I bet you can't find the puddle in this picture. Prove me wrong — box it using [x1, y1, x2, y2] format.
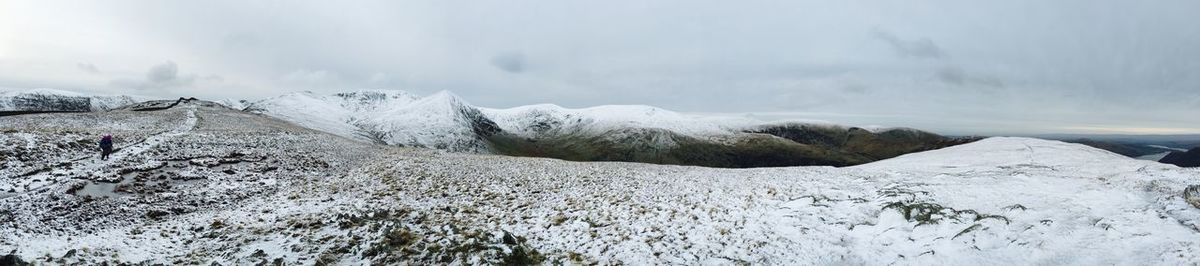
[75, 180, 126, 198]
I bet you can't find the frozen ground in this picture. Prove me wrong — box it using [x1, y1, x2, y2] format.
[1, 103, 1199, 265]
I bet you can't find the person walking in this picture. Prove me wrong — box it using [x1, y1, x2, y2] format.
[99, 134, 113, 160]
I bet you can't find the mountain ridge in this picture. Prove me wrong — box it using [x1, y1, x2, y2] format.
[0, 88, 979, 167]
[0, 88, 155, 114]
[243, 89, 977, 167]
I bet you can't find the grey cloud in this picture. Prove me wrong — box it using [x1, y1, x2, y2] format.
[147, 61, 180, 83]
[936, 67, 1004, 88]
[76, 63, 100, 74]
[110, 61, 196, 90]
[872, 29, 945, 59]
[490, 53, 526, 73]
[841, 83, 869, 94]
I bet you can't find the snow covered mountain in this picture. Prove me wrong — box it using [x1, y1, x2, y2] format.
[482, 104, 748, 137]
[0, 88, 971, 167]
[246, 90, 973, 167]
[245, 90, 499, 152]
[244, 91, 737, 152]
[0, 88, 152, 113]
[215, 99, 251, 110]
[2, 104, 1198, 264]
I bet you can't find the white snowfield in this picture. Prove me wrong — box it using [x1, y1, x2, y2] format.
[2, 103, 1197, 266]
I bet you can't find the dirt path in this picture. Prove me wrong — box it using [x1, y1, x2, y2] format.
[0, 108, 198, 199]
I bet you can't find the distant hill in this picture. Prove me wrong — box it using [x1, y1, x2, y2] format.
[1039, 136, 1199, 160]
[0, 88, 152, 114]
[1160, 147, 1200, 167]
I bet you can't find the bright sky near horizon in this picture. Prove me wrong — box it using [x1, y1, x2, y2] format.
[1, 0, 1198, 135]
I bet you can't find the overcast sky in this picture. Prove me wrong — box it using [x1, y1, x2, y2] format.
[1, 1, 1198, 135]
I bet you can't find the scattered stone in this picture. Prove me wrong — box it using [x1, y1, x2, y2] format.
[146, 210, 171, 220]
[1186, 185, 1200, 209]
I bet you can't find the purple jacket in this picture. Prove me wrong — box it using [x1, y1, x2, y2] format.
[100, 136, 113, 150]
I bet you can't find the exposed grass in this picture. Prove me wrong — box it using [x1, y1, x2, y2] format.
[879, 188, 1011, 228]
[953, 224, 984, 239]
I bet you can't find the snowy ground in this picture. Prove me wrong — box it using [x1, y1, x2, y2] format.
[2, 104, 1199, 265]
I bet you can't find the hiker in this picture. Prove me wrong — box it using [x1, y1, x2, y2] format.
[99, 134, 113, 160]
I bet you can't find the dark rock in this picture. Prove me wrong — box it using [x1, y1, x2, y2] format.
[0, 254, 30, 266]
[146, 210, 171, 220]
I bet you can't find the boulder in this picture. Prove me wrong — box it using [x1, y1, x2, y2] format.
[1186, 185, 1200, 209]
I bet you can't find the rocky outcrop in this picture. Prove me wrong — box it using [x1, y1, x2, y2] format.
[0, 254, 30, 266]
[128, 97, 199, 111]
[1186, 185, 1200, 209]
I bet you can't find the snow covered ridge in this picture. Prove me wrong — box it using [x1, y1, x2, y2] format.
[242, 89, 798, 148]
[0, 88, 154, 113]
[243, 90, 499, 153]
[2, 105, 1199, 264]
[0, 88, 972, 167]
[245, 89, 975, 167]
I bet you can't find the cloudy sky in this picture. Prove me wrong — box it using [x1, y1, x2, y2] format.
[1, 0, 1198, 135]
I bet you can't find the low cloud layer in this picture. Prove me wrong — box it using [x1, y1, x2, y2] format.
[490, 53, 526, 74]
[1, 0, 1198, 135]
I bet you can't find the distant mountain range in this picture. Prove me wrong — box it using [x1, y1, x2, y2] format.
[1038, 136, 1199, 167]
[238, 90, 976, 167]
[0, 88, 977, 167]
[14, 88, 1200, 168]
